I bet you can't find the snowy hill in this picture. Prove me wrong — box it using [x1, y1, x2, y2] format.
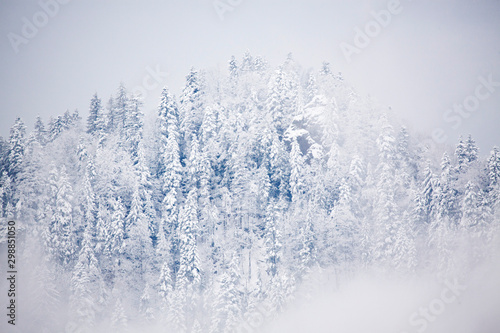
[0, 52, 499, 332]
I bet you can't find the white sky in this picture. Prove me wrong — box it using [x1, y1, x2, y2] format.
[1, 0, 499, 153]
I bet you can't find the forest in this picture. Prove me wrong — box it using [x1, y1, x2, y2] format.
[0, 52, 499, 332]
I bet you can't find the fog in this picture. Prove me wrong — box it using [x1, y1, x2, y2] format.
[1, 234, 499, 333]
[262, 261, 500, 333]
[1, 0, 500, 152]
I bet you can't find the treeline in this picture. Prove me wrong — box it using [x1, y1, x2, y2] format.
[0, 52, 499, 332]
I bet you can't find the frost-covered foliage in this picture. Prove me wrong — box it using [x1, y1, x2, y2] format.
[1, 53, 499, 332]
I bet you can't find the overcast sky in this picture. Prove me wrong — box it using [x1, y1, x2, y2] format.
[1, 0, 499, 153]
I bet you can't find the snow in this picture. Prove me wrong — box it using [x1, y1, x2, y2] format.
[0, 53, 499, 332]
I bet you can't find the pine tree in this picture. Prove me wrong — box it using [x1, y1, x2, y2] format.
[70, 222, 105, 330]
[158, 88, 182, 192]
[47, 164, 76, 266]
[111, 297, 128, 331]
[105, 96, 116, 134]
[434, 152, 457, 222]
[460, 181, 479, 230]
[228, 55, 238, 78]
[139, 283, 155, 323]
[241, 50, 254, 72]
[180, 68, 204, 147]
[177, 188, 201, 288]
[421, 162, 435, 223]
[320, 61, 331, 76]
[87, 93, 103, 135]
[136, 141, 157, 242]
[289, 139, 305, 203]
[157, 88, 183, 285]
[123, 183, 153, 292]
[465, 134, 479, 163]
[33, 115, 47, 145]
[95, 197, 110, 256]
[376, 115, 396, 164]
[455, 135, 478, 173]
[211, 254, 243, 333]
[47, 115, 65, 142]
[348, 154, 366, 193]
[298, 206, 317, 277]
[392, 211, 417, 272]
[158, 258, 173, 318]
[264, 200, 282, 277]
[488, 146, 500, 188]
[305, 72, 318, 104]
[113, 83, 129, 133]
[124, 96, 144, 164]
[108, 196, 126, 258]
[254, 55, 267, 72]
[82, 159, 97, 235]
[266, 67, 295, 137]
[7, 117, 26, 180]
[331, 180, 358, 264]
[200, 105, 218, 148]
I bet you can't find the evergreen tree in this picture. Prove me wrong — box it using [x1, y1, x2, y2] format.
[46, 164, 76, 266]
[180, 68, 204, 146]
[124, 96, 144, 164]
[113, 83, 129, 133]
[455, 135, 479, 173]
[289, 139, 305, 202]
[241, 50, 254, 72]
[460, 181, 479, 230]
[106, 196, 126, 285]
[123, 183, 153, 292]
[158, 258, 173, 319]
[177, 188, 201, 288]
[488, 146, 500, 188]
[87, 93, 103, 135]
[158, 88, 182, 191]
[82, 159, 97, 235]
[70, 222, 105, 330]
[211, 254, 243, 333]
[348, 154, 366, 193]
[298, 205, 317, 277]
[33, 115, 47, 145]
[421, 162, 435, 223]
[266, 67, 295, 137]
[47, 115, 65, 142]
[228, 55, 238, 78]
[7, 117, 26, 180]
[264, 199, 282, 277]
[111, 297, 128, 331]
[330, 180, 358, 264]
[305, 72, 318, 104]
[139, 283, 155, 323]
